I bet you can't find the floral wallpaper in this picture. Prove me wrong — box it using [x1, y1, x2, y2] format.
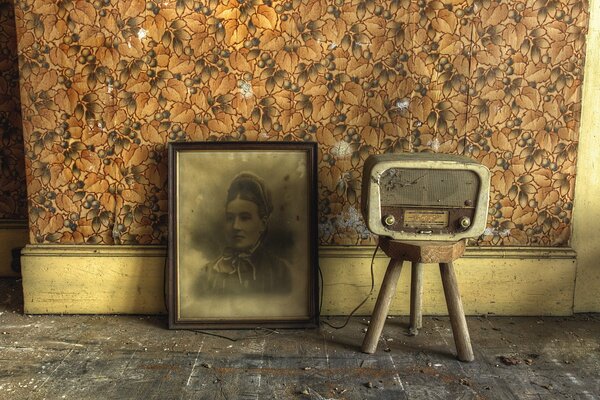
[12, 0, 588, 246]
[0, 0, 27, 219]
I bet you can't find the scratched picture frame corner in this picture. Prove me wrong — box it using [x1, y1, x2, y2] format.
[167, 141, 319, 330]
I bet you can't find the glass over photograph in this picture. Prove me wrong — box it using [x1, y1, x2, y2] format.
[169, 142, 318, 328]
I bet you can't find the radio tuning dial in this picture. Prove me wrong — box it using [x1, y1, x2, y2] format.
[383, 214, 396, 227]
[458, 216, 471, 229]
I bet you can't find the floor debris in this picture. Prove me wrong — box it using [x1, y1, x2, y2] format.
[498, 355, 521, 366]
[302, 386, 339, 400]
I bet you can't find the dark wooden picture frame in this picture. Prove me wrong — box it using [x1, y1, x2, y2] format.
[168, 141, 319, 329]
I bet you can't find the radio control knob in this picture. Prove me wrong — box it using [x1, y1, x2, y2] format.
[383, 214, 396, 227]
[458, 216, 471, 229]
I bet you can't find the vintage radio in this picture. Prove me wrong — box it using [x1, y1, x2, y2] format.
[361, 153, 491, 241]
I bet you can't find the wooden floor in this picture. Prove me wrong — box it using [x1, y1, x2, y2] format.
[1, 279, 599, 400]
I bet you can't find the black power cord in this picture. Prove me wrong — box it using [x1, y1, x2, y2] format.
[319, 243, 379, 330]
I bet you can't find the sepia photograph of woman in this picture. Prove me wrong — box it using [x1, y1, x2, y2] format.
[202, 172, 291, 294]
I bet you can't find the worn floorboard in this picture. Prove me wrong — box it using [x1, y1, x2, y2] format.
[1, 279, 599, 399]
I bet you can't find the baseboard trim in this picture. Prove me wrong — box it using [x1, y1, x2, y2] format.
[0, 220, 28, 277]
[21, 244, 167, 314]
[21, 244, 577, 316]
[320, 245, 577, 259]
[22, 245, 167, 257]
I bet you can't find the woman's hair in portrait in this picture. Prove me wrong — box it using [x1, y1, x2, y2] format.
[226, 172, 273, 219]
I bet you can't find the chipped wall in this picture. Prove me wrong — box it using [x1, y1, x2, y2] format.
[0, 0, 27, 219]
[12, 0, 589, 246]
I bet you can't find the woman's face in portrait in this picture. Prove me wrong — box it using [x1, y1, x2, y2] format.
[225, 196, 266, 251]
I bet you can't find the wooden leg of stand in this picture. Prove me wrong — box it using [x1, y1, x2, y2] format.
[439, 262, 474, 362]
[361, 258, 404, 354]
[409, 262, 424, 336]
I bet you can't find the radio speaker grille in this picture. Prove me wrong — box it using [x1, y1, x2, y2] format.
[379, 168, 480, 208]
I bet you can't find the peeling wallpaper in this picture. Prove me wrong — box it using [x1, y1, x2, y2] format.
[0, 0, 27, 219]
[12, 0, 588, 246]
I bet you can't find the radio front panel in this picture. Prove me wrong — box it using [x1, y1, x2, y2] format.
[361, 153, 491, 241]
[378, 168, 480, 235]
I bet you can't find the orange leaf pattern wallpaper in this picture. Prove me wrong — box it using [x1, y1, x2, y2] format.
[0, 0, 27, 219]
[9, 0, 588, 246]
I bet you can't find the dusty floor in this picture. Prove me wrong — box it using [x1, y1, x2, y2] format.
[0, 279, 599, 400]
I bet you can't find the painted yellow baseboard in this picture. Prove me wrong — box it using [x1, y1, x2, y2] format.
[320, 246, 576, 316]
[0, 220, 28, 277]
[21, 245, 167, 314]
[21, 244, 577, 316]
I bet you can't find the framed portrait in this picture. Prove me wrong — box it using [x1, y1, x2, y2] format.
[168, 141, 319, 329]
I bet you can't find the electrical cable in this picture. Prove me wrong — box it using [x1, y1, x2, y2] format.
[191, 327, 280, 342]
[319, 243, 379, 330]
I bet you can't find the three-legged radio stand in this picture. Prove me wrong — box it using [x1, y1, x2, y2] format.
[361, 237, 474, 362]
